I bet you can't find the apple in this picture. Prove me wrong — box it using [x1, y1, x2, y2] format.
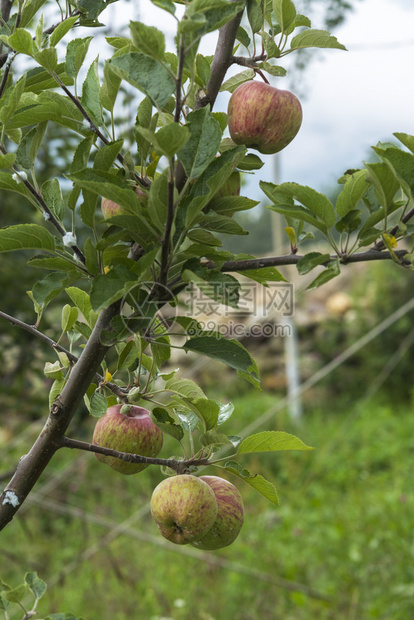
[151, 475, 218, 545]
[101, 186, 148, 220]
[190, 476, 244, 550]
[228, 80, 303, 155]
[92, 404, 163, 475]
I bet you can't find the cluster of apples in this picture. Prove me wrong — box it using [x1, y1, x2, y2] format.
[92, 405, 244, 550]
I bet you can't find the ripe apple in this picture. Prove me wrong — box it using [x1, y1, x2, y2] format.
[92, 404, 163, 475]
[228, 80, 303, 155]
[101, 186, 147, 220]
[151, 475, 218, 545]
[190, 476, 244, 550]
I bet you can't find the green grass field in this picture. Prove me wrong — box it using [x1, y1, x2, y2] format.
[1, 391, 414, 620]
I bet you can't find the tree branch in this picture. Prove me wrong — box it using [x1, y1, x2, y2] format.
[0, 302, 121, 531]
[198, 3, 245, 110]
[61, 437, 209, 474]
[211, 248, 411, 273]
[53, 75, 149, 189]
[0, 310, 128, 400]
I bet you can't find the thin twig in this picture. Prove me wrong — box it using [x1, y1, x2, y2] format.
[0, 310, 128, 400]
[61, 436, 209, 474]
[374, 204, 414, 250]
[212, 248, 410, 273]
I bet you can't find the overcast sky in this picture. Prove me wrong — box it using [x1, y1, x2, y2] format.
[103, 0, 414, 195]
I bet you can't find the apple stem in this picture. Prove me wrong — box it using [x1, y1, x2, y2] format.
[254, 69, 270, 85]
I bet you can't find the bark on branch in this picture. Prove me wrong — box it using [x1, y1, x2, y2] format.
[0, 303, 120, 531]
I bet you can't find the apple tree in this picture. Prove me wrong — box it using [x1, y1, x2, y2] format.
[0, 0, 413, 560]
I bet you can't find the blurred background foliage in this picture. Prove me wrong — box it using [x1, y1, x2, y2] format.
[2, 0, 414, 618]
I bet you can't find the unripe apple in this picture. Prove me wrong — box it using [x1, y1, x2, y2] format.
[101, 186, 148, 220]
[92, 404, 163, 475]
[190, 476, 244, 550]
[228, 81, 303, 155]
[151, 475, 218, 545]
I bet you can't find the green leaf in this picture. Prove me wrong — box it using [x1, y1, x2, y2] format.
[372, 146, 414, 200]
[365, 161, 401, 212]
[136, 123, 190, 159]
[0, 75, 27, 125]
[247, 0, 264, 34]
[272, 0, 297, 33]
[336, 169, 369, 217]
[33, 272, 72, 306]
[335, 209, 362, 234]
[3, 584, 27, 603]
[90, 265, 138, 311]
[28, 255, 79, 273]
[177, 107, 222, 182]
[236, 25, 251, 50]
[15, 121, 48, 169]
[130, 21, 165, 61]
[65, 37, 94, 79]
[189, 398, 220, 430]
[290, 29, 347, 51]
[108, 52, 175, 108]
[238, 430, 314, 454]
[99, 62, 122, 112]
[224, 460, 279, 505]
[147, 169, 168, 231]
[257, 62, 286, 77]
[261, 31, 280, 58]
[182, 145, 246, 226]
[264, 182, 336, 228]
[68, 169, 143, 215]
[150, 0, 176, 14]
[151, 408, 184, 441]
[61, 304, 79, 332]
[94, 139, 123, 172]
[207, 195, 259, 215]
[45, 360, 65, 380]
[183, 335, 257, 377]
[200, 430, 233, 447]
[307, 259, 340, 290]
[50, 15, 79, 46]
[81, 57, 103, 126]
[196, 212, 248, 235]
[45, 613, 85, 620]
[65, 286, 92, 324]
[237, 153, 264, 171]
[220, 69, 255, 93]
[8, 28, 34, 55]
[150, 331, 171, 369]
[196, 54, 211, 87]
[89, 392, 108, 418]
[394, 132, 414, 154]
[20, 0, 47, 27]
[0, 152, 16, 168]
[165, 377, 206, 400]
[0, 224, 55, 253]
[296, 252, 330, 275]
[187, 0, 245, 35]
[217, 402, 234, 426]
[42, 178, 65, 221]
[34, 47, 58, 72]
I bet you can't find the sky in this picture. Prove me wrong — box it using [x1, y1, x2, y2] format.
[102, 0, 414, 195]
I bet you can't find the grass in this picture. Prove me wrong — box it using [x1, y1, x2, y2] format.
[1, 391, 414, 620]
